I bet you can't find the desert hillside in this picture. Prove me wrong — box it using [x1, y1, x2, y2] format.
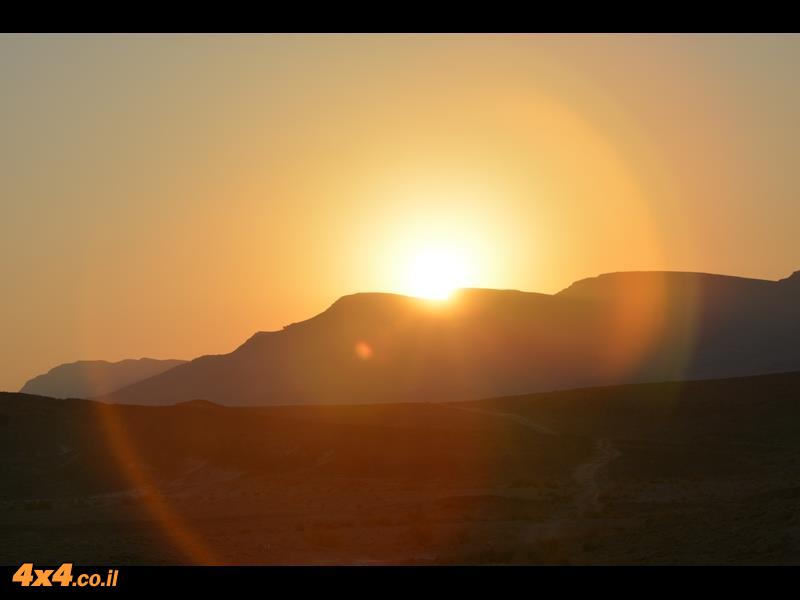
[2, 370, 799, 564]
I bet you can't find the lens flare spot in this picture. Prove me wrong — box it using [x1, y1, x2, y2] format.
[354, 340, 373, 360]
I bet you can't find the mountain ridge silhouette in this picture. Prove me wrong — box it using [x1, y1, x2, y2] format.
[20, 358, 187, 399]
[95, 268, 800, 406]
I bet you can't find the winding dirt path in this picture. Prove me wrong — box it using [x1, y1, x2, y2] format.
[572, 438, 620, 515]
[450, 404, 620, 515]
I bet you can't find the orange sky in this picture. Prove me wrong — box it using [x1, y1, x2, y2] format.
[2, 34, 799, 391]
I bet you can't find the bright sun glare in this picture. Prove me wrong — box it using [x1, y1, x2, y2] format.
[404, 246, 471, 300]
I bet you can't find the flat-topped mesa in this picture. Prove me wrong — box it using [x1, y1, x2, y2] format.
[322, 291, 426, 319]
[557, 270, 777, 299]
[235, 288, 552, 357]
[778, 270, 800, 288]
[328, 288, 551, 313]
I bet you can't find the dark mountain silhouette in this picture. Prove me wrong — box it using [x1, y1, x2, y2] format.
[20, 358, 187, 399]
[100, 269, 800, 406]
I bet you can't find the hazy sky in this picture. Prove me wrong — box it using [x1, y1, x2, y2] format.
[2, 33, 799, 391]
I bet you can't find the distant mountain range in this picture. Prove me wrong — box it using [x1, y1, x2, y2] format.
[87, 269, 800, 406]
[20, 358, 187, 399]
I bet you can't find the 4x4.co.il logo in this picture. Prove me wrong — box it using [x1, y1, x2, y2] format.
[12, 563, 119, 588]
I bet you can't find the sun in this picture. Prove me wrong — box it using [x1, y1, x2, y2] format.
[404, 245, 471, 300]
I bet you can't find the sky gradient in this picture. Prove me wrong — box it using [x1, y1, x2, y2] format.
[2, 33, 799, 391]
